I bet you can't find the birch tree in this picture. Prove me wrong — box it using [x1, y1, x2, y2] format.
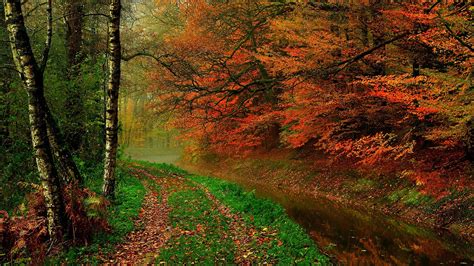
[103, 0, 122, 198]
[3, 0, 66, 241]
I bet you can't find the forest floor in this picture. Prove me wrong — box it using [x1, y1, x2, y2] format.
[96, 161, 329, 264]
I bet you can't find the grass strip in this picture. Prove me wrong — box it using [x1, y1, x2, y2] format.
[157, 187, 235, 264]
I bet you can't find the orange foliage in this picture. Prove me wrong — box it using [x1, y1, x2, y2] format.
[146, 1, 473, 195]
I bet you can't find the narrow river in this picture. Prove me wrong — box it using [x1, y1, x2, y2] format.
[128, 150, 473, 265]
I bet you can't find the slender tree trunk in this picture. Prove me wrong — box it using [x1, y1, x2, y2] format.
[3, 0, 66, 242]
[412, 59, 420, 77]
[103, 0, 122, 198]
[45, 106, 83, 184]
[38, 0, 84, 185]
[0, 4, 11, 146]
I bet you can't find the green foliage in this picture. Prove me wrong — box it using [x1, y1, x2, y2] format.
[132, 160, 189, 177]
[0, 140, 36, 213]
[44, 50, 106, 162]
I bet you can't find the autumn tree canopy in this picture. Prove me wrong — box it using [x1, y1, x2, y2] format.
[141, 0, 473, 196]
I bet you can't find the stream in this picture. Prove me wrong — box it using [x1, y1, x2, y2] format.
[127, 149, 474, 265]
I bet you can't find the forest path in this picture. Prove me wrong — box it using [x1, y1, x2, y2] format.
[107, 162, 276, 264]
[109, 166, 174, 264]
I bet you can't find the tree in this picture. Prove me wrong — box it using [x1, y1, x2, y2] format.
[62, 0, 87, 153]
[3, 0, 66, 241]
[103, 0, 122, 198]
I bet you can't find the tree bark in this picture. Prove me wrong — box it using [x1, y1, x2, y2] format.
[0, 4, 11, 146]
[37, 0, 84, 184]
[103, 0, 122, 198]
[412, 59, 420, 77]
[3, 0, 66, 242]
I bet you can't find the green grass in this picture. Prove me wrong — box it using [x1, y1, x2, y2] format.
[189, 175, 329, 265]
[51, 160, 329, 264]
[350, 178, 377, 193]
[157, 188, 235, 264]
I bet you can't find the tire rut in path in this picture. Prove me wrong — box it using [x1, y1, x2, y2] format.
[109, 168, 172, 264]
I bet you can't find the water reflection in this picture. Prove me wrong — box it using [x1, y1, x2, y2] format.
[238, 181, 473, 265]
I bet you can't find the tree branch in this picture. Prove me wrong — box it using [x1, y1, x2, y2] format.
[424, 0, 442, 14]
[330, 31, 411, 74]
[437, 12, 474, 52]
[24, 2, 47, 18]
[122, 51, 178, 77]
[0, 66, 22, 74]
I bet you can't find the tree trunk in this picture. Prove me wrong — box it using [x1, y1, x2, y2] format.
[63, 0, 86, 152]
[103, 0, 122, 198]
[40, 0, 84, 185]
[3, 0, 66, 242]
[413, 59, 420, 77]
[45, 106, 83, 184]
[0, 4, 11, 147]
[467, 117, 474, 162]
[65, 0, 84, 75]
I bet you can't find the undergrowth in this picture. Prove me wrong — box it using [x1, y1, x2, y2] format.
[53, 165, 146, 264]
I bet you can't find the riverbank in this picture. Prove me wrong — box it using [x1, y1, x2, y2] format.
[178, 152, 474, 244]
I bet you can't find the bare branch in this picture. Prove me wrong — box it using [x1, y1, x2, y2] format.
[330, 31, 411, 74]
[424, 0, 442, 14]
[24, 2, 47, 18]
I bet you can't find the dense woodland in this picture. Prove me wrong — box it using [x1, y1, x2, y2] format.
[0, 0, 472, 264]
